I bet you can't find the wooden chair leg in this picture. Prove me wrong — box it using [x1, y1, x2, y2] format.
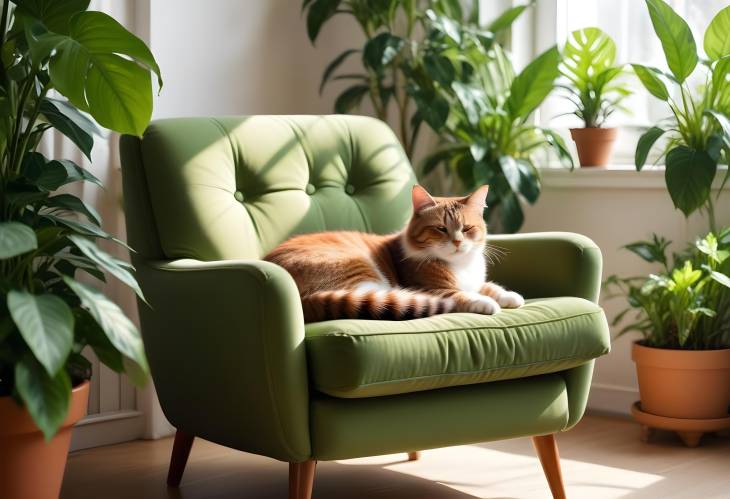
[407, 451, 421, 461]
[289, 460, 317, 499]
[532, 434, 566, 499]
[167, 430, 195, 487]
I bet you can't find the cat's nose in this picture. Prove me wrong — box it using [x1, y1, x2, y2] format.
[452, 240, 461, 247]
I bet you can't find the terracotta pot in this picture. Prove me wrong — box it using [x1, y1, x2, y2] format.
[569, 127, 618, 167]
[632, 342, 730, 419]
[0, 381, 89, 499]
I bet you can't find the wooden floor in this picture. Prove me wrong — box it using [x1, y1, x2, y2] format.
[61, 415, 730, 499]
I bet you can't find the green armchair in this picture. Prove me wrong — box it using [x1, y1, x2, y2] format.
[120, 115, 610, 499]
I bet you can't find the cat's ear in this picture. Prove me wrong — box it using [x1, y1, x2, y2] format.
[462, 185, 489, 210]
[412, 184, 437, 213]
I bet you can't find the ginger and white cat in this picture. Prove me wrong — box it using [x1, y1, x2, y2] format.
[265, 184, 524, 322]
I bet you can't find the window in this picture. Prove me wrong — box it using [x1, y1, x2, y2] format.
[499, 0, 727, 165]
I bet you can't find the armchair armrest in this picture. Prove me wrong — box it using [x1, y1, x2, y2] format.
[487, 232, 603, 303]
[136, 258, 310, 462]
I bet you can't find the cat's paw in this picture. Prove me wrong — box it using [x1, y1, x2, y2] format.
[497, 291, 524, 309]
[461, 295, 501, 315]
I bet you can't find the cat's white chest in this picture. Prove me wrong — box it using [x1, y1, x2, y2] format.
[450, 251, 486, 293]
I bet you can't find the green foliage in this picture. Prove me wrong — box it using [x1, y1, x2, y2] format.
[0, 0, 158, 439]
[633, 1, 730, 226]
[303, 0, 571, 232]
[559, 27, 631, 128]
[604, 229, 730, 350]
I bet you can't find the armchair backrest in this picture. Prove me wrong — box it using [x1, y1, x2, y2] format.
[120, 115, 416, 261]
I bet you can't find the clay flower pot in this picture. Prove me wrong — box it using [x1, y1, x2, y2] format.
[631, 342, 730, 446]
[0, 381, 89, 499]
[569, 127, 618, 167]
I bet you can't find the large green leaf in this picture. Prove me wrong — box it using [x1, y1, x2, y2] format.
[705, 6, 730, 61]
[39, 98, 98, 160]
[64, 278, 148, 377]
[7, 291, 74, 376]
[68, 235, 144, 300]
[0, 222, 38, 259]
[15, 357, 71, 441]
[645, 0, 697, 82]
[499, 191, 524, 233]
[363, 33, 404, 71]
[665, 146, 717, 216]
[632, 64, 670, 100]
[506, 45, 560, 118]
[487, 3, 531, 33]
[21, 152, 68, 191]
[635, 126, 666, 170]
[562, 27, 616, 88]
[40, 11, 162, 136]
[306, 0, 342, 43]
[13, 0, 89, 34]
[75, 309, 124, 372]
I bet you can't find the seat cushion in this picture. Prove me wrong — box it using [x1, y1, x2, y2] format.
[305, 297, 610, 398]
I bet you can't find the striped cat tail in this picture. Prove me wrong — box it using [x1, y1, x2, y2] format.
[301, 288, 455, 322]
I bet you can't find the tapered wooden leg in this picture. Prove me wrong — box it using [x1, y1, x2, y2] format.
[407, 451, 421, 461]
[289, 460, 317, 499]
[677, 431, 703, 447]
[532, 434, 566, 499]
[167, 430, 195, 487]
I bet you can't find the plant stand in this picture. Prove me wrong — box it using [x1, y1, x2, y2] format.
[631, 401, 730, 447]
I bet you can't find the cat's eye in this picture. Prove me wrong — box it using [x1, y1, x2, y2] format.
[435, 226, 448, 233]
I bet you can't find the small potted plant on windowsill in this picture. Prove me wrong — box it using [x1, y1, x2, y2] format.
[0, 1, 160, 498]
[559, 27, 630, 167]
[604, 230, 730, 447]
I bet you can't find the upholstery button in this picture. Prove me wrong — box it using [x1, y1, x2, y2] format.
[305, 184, 316, 195]
[233, 191, 245, 202]
[345, 184, 355, 195]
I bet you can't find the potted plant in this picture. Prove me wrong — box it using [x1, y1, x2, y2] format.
[0, 1, 161, 497]
[604, 230, 730, 447]
[632, 0, 730, 231]
[303, 0, 573, 232]
[559, 27, 630, 167]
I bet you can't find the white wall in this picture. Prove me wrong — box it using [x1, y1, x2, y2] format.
[149, 0, 363, 119]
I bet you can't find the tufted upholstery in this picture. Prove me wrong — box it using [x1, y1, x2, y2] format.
[129, 115, 416, 261]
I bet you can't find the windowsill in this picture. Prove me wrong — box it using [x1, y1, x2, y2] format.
[538, 164, 728, 190]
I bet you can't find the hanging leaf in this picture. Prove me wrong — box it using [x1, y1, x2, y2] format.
[319, 49, 359, 94]
[664, 146, 716, 216]
[704, 5, 730, 61]
[631, 64, 669, 100]
[0, 222, 38, 259]
[46, 194, 101, 225]
[506, 45, 560, 118]
[14, 357, 71, 441]
[7, 291, 74, 376]
[334, 85, 370, 113]
[645, 0, 697, 83]
[39, 98, 98, 160]
[64, 278, 148, 380]
[306, 0, 342, 43]
[635, 126, 666, 170]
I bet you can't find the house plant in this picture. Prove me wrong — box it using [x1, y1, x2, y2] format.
[604, 229, 730, 446]
[0, 1, 160, 497]
[303, 0, 573, 232]
[632, 0, 730, 232]
[559, 27, 630, 167]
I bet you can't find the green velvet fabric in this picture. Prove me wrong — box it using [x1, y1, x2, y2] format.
[119, 115, 610, 464]
[305, 297, 609, 398]
[311, 374, 569, 460]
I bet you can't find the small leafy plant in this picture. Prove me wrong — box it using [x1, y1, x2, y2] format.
[632, 0, 730, 229]
[604, 230, 730, 350]
[559, 27, 630, 128]
[0, 0, 161, 439]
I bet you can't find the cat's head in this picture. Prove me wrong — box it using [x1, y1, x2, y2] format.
[404, 184, 489, 262]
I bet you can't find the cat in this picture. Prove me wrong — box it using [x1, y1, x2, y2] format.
[264, 184, 525, 322]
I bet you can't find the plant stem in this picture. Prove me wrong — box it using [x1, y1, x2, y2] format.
[706, 195, 717, 235]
